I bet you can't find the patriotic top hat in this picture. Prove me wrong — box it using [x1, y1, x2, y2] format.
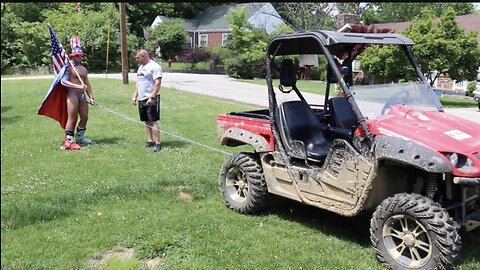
[69, 36, 86, 57]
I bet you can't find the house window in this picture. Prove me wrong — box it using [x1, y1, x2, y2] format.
[184, 36, 193, 49]
[222, 34, 230, 47]
[199, 34, 208, 47]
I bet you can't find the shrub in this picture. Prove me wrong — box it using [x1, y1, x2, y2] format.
[182, 48, 210, 69]
[466, 81, 477, 97]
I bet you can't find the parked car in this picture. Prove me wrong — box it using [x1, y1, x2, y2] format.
[216, 30, 479, 270]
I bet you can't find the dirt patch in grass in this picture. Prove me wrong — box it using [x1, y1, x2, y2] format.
[144, 257, 162, 268]
[178, 191, 193, 202]
[167, 185, 193, 202]
[87, 247, 161, 269]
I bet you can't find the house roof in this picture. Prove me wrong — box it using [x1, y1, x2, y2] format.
[152, 3, 273, 32]
[194, 3, 270, 31]
[152, 15, 199, 31]
[194, 4, 232, 31]
[371, 13, 480, 43]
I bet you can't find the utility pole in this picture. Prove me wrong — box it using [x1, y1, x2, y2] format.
[119, 2, 129, 84]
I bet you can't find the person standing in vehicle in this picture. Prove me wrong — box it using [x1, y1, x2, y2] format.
[131, 49, 163, 152]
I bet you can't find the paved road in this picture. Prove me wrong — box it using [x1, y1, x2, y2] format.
[3, 72, 479, 124]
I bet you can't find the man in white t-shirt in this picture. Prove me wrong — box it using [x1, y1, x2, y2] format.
[131, 49, 163, 152]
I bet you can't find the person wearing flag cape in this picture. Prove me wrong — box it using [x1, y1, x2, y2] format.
[38, 35, 95, 150]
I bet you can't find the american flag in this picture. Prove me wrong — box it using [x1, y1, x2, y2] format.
[48, 24, 68, 75]
[142, 26, 150, 40]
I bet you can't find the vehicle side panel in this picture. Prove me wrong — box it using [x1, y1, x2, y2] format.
[217, 113, 275, 151]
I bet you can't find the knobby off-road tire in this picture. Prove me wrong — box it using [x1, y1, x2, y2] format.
[370, 193, 461, 270]
[219, 153, 268, 214]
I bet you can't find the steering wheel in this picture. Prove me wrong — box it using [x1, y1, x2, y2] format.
[381, 90, 411, 115]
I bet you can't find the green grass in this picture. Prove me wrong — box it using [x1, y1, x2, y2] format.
[238, 78, 328, 96]
[0, 73, 52, 78]
[2, 79, 479, 270]
[439, 95, 478, 108]
[238, 79, 478, 108]
[160, 61, 210, 72]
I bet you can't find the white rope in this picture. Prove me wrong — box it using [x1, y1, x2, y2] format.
[92, 103, 232, 156]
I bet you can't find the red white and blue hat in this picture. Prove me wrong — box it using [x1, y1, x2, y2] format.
[69, 36, 86, 57]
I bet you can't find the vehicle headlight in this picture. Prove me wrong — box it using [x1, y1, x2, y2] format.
[449, 153, 458, 166]
[442, 152, 476, 171]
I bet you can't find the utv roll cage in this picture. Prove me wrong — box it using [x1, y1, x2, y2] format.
[264, 30, 429, 156]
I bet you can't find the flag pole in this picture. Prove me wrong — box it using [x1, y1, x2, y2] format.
[68, 59, 85, 86]
[67, 59, 94, 105]
[105, 20, 110, 79]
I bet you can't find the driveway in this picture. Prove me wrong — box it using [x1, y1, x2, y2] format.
[2, 72, 479, 124]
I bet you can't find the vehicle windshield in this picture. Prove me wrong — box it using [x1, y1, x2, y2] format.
[352, 81, 443, 120]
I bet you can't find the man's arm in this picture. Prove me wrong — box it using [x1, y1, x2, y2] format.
[131, 81, 139, 105]
[151, 77, 162, 97]
[83, 72, 95, 104]
[145, 77, 161, 106]
[61, 66, 86, 92]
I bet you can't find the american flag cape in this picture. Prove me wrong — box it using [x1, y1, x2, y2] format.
[37, 65, 70, 129]
[37, 24, 70, 129]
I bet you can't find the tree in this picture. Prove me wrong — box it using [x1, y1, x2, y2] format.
[358, 7, 480, 86]
[145, 19, 188, 60]
[127, 3, 212, 47]
[0, 2, 211, 73]
[43, 3, 125, 72]
[357, 45, 415, 84]
[362, 3, 476, 24]
[222, 6, 270, 79]
[403, 8, 480, 86]
[1, 3, 58, 72]
[335, 3, 372, 16]
[271, 3, 336, 31]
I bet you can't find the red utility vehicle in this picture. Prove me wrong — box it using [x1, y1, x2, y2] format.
[217, 30, 480, 270]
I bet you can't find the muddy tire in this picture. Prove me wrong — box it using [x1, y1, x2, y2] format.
[219, 153, 267, 214]
[370, 193, 461, 270]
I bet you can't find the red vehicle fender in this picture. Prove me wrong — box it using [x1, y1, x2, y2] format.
[217, 114, 275, 152]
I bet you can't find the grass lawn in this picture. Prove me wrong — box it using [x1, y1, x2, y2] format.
[439, 95, 479, 108]
[239, 79, 478, 108]
[160, 61, 210, 72]
[1, 78, 479, 270]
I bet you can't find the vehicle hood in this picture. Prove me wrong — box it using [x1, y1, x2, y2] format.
[368, 105, 480, 154]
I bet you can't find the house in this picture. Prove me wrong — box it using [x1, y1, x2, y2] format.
[151, 3, 284, 51]
[337, 13, 480, 93]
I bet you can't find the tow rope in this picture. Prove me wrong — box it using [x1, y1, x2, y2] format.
[90, 102, 232, 156]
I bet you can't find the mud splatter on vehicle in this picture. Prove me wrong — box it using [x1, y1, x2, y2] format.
[217, 30, 479, 270]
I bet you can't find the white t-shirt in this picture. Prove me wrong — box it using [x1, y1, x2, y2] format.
[136, 60, 162, 101]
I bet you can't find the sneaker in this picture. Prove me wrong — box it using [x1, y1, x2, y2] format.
[76, 135, 93, 145]
[153, 143, 162, 152]
[75, 128, 93, 144]
[144, 141, 155, 148]
[64, 140, 81, 150]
